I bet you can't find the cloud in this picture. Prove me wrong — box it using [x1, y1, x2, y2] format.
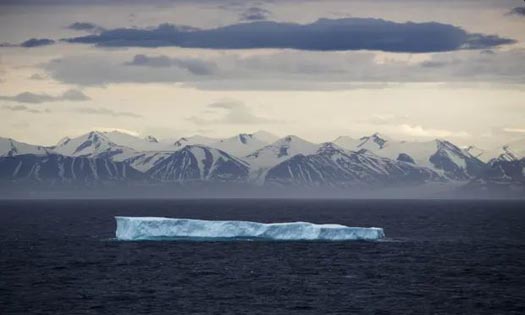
[20, 38, 55, 48]
[1, 105, 50, 113]
[0, 89, 90, 103]
[398, 124, 470, 138]
[29, 73, 46, 80]
[67, 22, 104, 33]
[240, 7, 270, 21]
[361, 114, 409, 125]
[73, 107, 142, 118]
[125, 54, 217, 75]
[64, 18, 515, 53]
[502, 128, 525, 134]
[188, 100, 279, 125]
[60, 89, 90, 101]
[506, 7, 525, 17]
[420, 61, 449, 68]
[43, 48, 525, 89]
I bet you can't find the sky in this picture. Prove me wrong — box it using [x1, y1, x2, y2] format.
[0, 0, 524, 149]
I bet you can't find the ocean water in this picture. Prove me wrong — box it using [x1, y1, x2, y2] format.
[1, 199, 524, 314]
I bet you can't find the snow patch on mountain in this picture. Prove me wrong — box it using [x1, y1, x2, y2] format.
[335, 133, 483, 180]
[246, 135, 320, 169]
[53, 131, 138, 161]
[0, 137, 52, 157]
[333, 136, 361, 150]
[146, 145, 249, 182]
[0, 154, 143, 182]
[211, 133, 271, 157]
[171, 135, 218, 149]
[265, 142, 442, 186]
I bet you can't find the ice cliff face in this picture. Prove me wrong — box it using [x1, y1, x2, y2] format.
[115, 217, 385, 241]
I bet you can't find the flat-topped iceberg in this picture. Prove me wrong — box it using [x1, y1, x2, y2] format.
[115, 217, 385, 241]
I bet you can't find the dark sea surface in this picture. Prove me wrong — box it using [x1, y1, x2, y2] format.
[1, 199, 525, 314]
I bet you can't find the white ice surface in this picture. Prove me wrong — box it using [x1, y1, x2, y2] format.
[115, 217, 385, 241]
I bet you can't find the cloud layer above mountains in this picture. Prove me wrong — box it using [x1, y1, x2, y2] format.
[1, 0, 524, 148]
[0, 89, 90, 103]
[43, 49, 525, 89]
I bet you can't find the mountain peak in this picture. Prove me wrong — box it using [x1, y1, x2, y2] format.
[251, 130, 279, 143]
[56, 136, 71, 146]
[359, 132, 389, 149]
[173, 135, 217, 148]
[371, 132, 389, 140]
[280, 135, 304, 143]
[334, 135, 355, 141]
[144, 135, 158, 143]
[238, 133, 253, 144]
[317, 142, 346, 155]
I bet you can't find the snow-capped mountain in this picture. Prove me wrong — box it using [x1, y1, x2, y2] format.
[2, 131, 524, 196]
[146, 145, 249, 182]
[356, 133, 391, 151]
[465, 139, 525, 163]
[465, 145, 487, 161]
[144, 135, 159, 143]
[100, 131, 169, 151]
[463, 158, 525, 195]
[333, 136, 361, 150]
[172, 135, 218, 149]
[0, 137, 52, 157]
[335, 133, 484, 180]
[211, 133, 274, 157]
[485, 158, 525, 184]
[53, 131, 138, 161]
[265, 143, 442, 186]
[123, 151, 175, 172]
[486, 139, 525, 162]
[0, 154, 144, 183]
[250, 130, 280, 144]
[245, 135, 320, 169]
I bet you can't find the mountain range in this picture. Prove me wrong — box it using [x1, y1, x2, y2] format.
[0, 131, 523, 197]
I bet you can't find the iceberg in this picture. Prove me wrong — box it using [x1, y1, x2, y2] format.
[115, 217, 385, 241]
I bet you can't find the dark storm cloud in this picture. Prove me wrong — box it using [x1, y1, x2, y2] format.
[126, 54, 217, 75]
[0, 89, 90, 103]
[20, 38, 55, 47]
[64, 18, 515, 53]
[68, 22, 97, 30]
[67, 22, 104, 33]
[507, 7, 525, 16]
[240, 7, 270, 21]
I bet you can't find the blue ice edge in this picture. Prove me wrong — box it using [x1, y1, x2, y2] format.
[115, 217, 385, 242]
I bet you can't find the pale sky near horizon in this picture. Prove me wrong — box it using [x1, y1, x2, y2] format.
[0, 0, 524, 149]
